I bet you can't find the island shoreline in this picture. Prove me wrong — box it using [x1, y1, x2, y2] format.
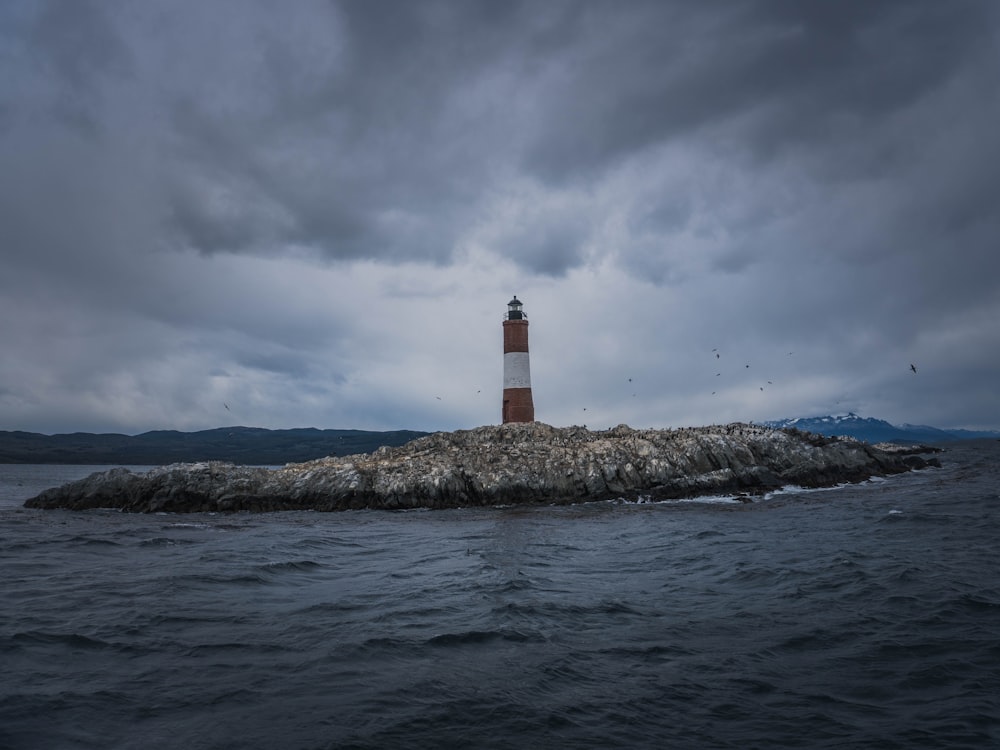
[24, 422, 940, 513]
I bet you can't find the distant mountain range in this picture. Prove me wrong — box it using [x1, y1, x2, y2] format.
[5, 414, 997, 465]
[0, 426, 430, 465]
[761, 413, 1000, 444]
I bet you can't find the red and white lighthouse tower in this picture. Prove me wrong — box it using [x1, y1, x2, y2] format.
[502, 296, 535, 424]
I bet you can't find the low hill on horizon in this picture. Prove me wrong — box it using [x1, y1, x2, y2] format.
[0, 426, 430, 465]
[6, 413, 997, 465]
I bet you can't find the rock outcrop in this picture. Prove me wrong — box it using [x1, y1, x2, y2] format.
[24, 422, 938, 513]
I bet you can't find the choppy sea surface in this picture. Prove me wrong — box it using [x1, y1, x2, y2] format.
[2, 442, 999, 749]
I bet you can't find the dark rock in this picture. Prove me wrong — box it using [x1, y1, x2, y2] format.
[25, 422, 935, 513]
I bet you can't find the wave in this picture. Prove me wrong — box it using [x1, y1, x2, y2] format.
[8, 630, 115, 650]
[426, 629, 540, 647]
[255, 559, 323, 573]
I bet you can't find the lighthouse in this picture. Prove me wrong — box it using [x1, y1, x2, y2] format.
[502, 296, 535, 423]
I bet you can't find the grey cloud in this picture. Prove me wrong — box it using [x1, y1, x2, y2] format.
[521, 237, 584, 278]
[519, 1, 995, 184]
[8, 0, 998, 274]
[499, 220, 590, 278]
[24, 0, 132, 139]
[30, 0, 130, 90]
[234, 350, 315, 380]
[144, 1, 539, 264]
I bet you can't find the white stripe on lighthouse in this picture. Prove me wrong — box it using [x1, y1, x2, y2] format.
[503, 351, 531, 389]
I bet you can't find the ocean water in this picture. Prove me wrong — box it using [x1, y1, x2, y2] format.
[1, 443, 999, 749]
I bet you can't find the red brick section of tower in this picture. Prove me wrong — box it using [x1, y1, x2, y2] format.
[502, 296, 535, 424]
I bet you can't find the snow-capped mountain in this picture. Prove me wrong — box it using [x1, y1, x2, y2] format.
[760, 413, 1000, 444]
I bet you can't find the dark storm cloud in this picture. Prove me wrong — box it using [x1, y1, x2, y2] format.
[522, 0, 994, 182]
[30, 0, 128, 87]
[10, 0, 994, 275]
[149, 0, 543, 264]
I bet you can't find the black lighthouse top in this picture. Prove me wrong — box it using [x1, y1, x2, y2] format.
[506, 296, 526, 320]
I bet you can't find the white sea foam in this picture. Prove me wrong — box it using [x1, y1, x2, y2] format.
[762, 475, 896, 501]
[616, 494, 742, 506]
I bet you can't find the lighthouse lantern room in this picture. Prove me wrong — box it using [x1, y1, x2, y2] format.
[502, 296, 535, 423]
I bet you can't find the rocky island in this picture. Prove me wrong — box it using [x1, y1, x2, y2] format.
[24, 422, 938, 513]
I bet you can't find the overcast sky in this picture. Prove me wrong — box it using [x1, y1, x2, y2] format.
[2, 0, 999, 436]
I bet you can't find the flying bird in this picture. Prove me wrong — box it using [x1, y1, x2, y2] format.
[224, 403, 230, 411]
[910, 364, 917, 373]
